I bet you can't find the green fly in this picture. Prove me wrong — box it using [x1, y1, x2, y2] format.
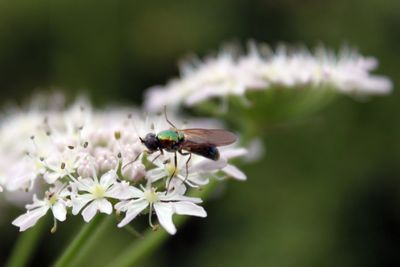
[139, 109, 237, 182]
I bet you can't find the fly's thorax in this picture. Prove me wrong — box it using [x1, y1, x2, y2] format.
[157, 129, 184, 151]
[157, 130, 184, 142]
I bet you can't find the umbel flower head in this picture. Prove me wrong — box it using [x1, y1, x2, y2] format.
[0, 98, 247, 234]
[144, 42, 393, 112]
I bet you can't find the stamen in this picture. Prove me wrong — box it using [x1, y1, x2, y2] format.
[114, 131, 121, 140]
[90, 161, 98, 182]
[67, 173, 79, 184]
[51, 217, 58, 234]
[148, 204, 155, 229]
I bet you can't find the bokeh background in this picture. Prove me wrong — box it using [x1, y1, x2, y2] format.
[1, 0, 400, 266]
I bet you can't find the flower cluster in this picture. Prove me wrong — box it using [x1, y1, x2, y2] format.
[0, 99, 246, 234]
[144, 42, 392, 112]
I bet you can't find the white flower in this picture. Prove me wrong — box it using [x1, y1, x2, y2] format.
[220, 147, 248, 181]
[12, 182, 70, 232]
[43, 149, 81, 184]
[144, 42, 392, 112]
[146, 152, 220, 188]
[77, 155, 99, 178]
[94, 148, 118, 173]
[121, 161, 146, 182]
[115, 185, 206, 234]
[4, 157, 37, 192]
[1, 96, 248, 234]
[71, 170, 132, 222]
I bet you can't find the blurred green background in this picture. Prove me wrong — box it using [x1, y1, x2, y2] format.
[0, 0, 400, 266]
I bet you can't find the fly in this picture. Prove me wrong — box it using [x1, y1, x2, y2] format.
[139, 108, 237, 187]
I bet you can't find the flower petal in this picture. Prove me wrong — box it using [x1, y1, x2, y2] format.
[220, 148, 248, 159]
[26, 195, 46, 209]
[190, 158, 227, 173]
[76, 178, 96, 191]
[43, 172, 61, 184]
[158, 192, 203, 204]
[71, 194, 93, 215]
[96, 198, 113, 215]
[223, 164, 247, 180]
[100, 170, 117, 189]
[145, 168, 166, 182]
[81, 201, 98, 222]
[117, 199, 148, 228]
[12, 206, 49, 231]
[172, 201, 207, 217]
[115, 199, 134, 212]
[106, 182, 143, 200]
[52, 202, 67, 221]
[154, 202, 176, 235]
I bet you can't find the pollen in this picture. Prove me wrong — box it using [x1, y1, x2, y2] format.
[91, 185, 106, 198]
[144, 188, 159, 203]
[48, 193, 58, 205]
[165, 163, 178, 177]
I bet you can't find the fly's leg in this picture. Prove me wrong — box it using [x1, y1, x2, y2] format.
[165, 151, 177, 193]
[151, 149, 164, 163]
[164, 106, 177, 129]
[178, 150, 192, 184]
[122, 150, 147, 170]
[123, 148, 162, 170]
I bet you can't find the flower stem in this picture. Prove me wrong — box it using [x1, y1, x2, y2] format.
[5, 218, 47, 267]
[52, 215, 107, 267]
[124, 225, 144, 239]
[106, 179, 219, 267]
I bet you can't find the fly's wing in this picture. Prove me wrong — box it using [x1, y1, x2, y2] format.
[179, 128, 237, 146]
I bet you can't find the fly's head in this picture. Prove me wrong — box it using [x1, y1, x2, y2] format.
[140, 133, 160, 152]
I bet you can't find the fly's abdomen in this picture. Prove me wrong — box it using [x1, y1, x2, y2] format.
[205, 146, 220, 160]
[186, 145, 220, 161]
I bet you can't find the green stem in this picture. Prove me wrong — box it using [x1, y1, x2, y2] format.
[5, 217, 47, 267]
[52, 215, 106, 267]
[106, 179, 219, 267]
[124, 225, 144, 239]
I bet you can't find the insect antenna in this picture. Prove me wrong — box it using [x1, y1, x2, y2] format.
[164, 106, 177, 129]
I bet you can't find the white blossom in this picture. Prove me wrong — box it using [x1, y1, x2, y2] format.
[146, 152, 219, 188]
[0, 97, 247, 234]
[144, 42, 392, 111]
[71, 170, 131, 222]
[12, 182, 70, 232]
[220, 147, 248, 181]
[116, 184, 206, 234]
